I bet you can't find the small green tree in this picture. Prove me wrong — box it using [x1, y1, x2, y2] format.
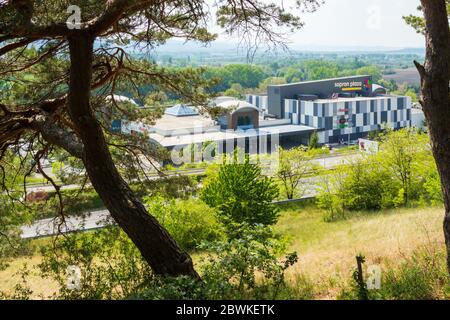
[378, 129, 428, 206]
[340, 157, 395, 211]
[200, 157, 279, 232]
[258, 77, 286, 92]
[316, 167, 347, 222]
[144, 196, 224, 250]
[277, 147, 317, 199]
[223, 83, 244, 99]
[308, 131, 320, 149]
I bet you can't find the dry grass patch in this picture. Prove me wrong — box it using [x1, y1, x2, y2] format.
[276, 205, 444, 298]
[0, 255, 58, 299]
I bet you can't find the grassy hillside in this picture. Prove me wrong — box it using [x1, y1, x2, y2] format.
[275, 204, 445, 298]
[0, 205, 446, 299]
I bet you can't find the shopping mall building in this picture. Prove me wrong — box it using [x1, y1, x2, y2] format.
[246, 75, 412, 144]
[112, 75, 414, 155]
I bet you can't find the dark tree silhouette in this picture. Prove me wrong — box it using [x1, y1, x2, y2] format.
[0, 0, 321, 278]
[413, 0, 450, 273]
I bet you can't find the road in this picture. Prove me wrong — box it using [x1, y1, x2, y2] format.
[25, 153, 357, 194]
[20, 209, 114, 239]
[20, 192, 318, 239]
[20, 153, 358, 239]
[20, 173, 325, 239]
[25, 168, 205, 194]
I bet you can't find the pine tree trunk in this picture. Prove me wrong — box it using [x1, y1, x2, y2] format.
[416, 0, 450, 274]
[66, 32, 200, 279]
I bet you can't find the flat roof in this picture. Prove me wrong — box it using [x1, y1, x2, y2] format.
[149, 124, 316, 148]
[152, 114, 215, 131]
[269, 75, 371, 88]
[285, 95, 408, 104]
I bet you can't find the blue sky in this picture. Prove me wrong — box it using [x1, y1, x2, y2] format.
[214, 0, 425, 50]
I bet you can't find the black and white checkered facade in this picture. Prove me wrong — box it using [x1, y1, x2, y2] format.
[246, 94, 268, 114]
[284, 96, 412, 143]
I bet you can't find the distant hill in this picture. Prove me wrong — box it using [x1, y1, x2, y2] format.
[383, 48, 425, 56]
[131, 40, 426, 56]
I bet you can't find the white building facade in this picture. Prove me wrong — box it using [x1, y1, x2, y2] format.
[246, 76, 413, 144]
[283, 96, 412, 143]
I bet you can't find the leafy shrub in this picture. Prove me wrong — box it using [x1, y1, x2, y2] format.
[316, 168, 346, 222]
[317, 129, 442, 221]
[7, 228, 197, 300]
[317, 191, 345, 223]
[308, 131, 319, 149]
[341, 158, 396, 211]
[198, 224, 298, 300]
[200, 158, 279, 233]
[132, 225, 306, 300]
[128, 275, 206, 300]
[30, 223, 306, 301]
[415, 155, 443, 206]
[0, 193, 33, 268]
[39, 228, 153, 300]
[50, 156, 85, 185]
[378, 129, 439, 207]
[339, 247, 449, 300]
[378, 249, 449, 300]
[144, 196, 224, 250]
[51, 161, 65, 178]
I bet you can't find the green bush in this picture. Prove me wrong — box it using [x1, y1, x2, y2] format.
[340, 159, 396, 211]
[51, 161, 64, 177]
[317, 129, 443, 221]
[49, 156, 85, 185]
[308, 131, 319, 149]
[9, 228, 204, 300]
[0, 193, 34, 268]
[378, 249, 449, 300]
[415, 155, 443, 206]
[316, 168, 346, 222]
[197, 224, 299, 300]
[339, 248, 449, 300]
[378, 129, 438, 207]
[128, 275, 206, 300]
[30, 223, 307, 300]
[200, 158, 279, 233]
[144, 196, 224, 251]
[131, 225, 308, 300]
[3, 193, 315, 301]
[38, 228, 153, 299]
